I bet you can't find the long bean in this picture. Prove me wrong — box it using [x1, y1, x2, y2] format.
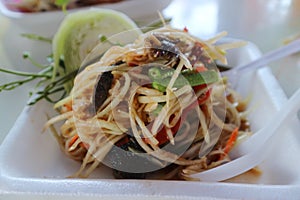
[148, 67, 219, 92]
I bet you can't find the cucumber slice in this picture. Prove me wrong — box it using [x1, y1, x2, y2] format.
[52, 8, 142, 92]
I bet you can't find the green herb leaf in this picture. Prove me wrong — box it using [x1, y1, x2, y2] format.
[21, 33, 52, 43]
[55, 0, 71, 6]
[54, 0, 70, 12]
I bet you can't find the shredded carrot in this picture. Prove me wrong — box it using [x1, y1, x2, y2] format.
[68, 134, 88, 149]
[223, 127, 239, 154]
[64, 101, 73, 111]
[69, 134, 79, 148]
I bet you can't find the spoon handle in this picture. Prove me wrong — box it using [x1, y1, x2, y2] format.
[231, 88, 300, 157]
[190, 88, 300, 182]
[222, 39, 300, 79]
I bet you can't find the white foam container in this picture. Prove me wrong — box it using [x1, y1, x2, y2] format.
[1, 41, 300, 200]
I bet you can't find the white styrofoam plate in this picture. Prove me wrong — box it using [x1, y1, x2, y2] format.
[1, 40, 300, 200]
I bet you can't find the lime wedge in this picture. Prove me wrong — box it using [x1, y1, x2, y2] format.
[52, 8, 142, 91]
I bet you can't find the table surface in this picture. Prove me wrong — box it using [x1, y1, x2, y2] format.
[1, 0, 300, 143]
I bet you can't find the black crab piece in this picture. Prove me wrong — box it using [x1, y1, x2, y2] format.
[105, 135, 163, 179]
[93, 71, 114, 112]
[148, 34, 181, 61]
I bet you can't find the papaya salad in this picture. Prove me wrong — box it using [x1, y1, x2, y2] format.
[41, 13, 252, 180]
[0, 9, 252, 180]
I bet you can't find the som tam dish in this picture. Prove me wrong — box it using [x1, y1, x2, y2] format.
[0, 8, 253, 181]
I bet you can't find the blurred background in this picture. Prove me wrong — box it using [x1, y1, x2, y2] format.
[1, 0, 300, 143]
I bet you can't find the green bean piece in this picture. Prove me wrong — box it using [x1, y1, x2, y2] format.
[148, 67, 219, 92]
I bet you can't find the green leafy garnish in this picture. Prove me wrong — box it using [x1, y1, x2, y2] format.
[54, 0, 71, 12]
[20, 34, 52, 44]
[0, 67, 52, 91]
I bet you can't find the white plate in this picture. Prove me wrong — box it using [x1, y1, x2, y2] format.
[1, 40, 300, 199]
